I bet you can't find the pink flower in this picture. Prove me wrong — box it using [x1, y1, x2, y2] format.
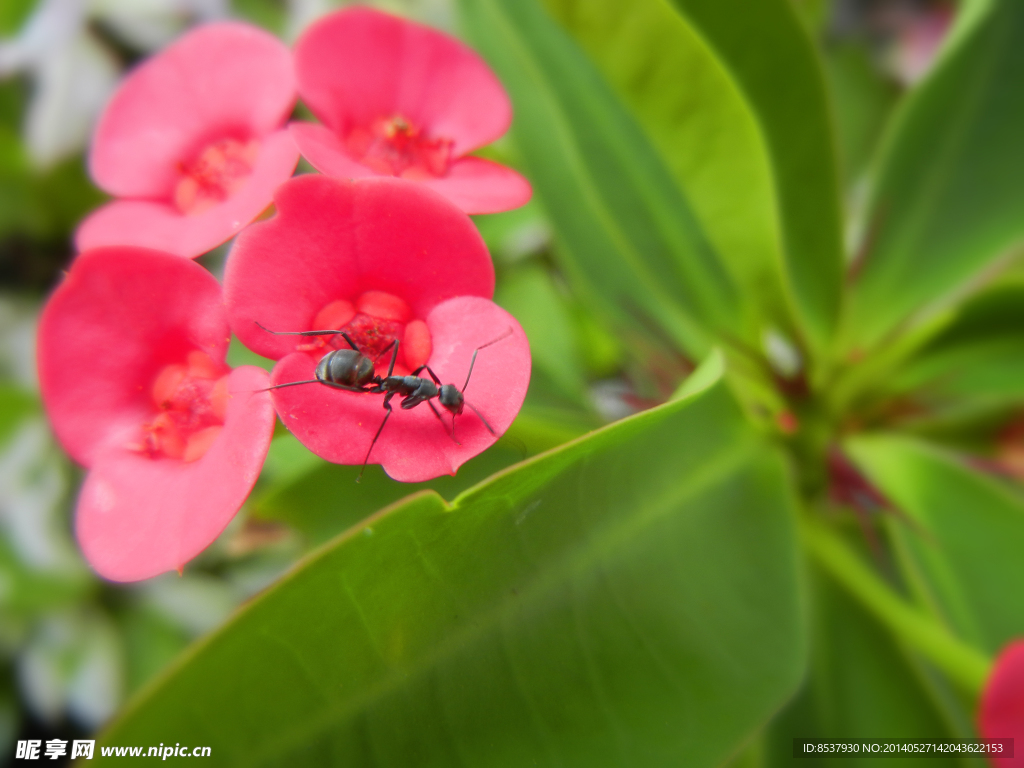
[289, 7, 531, 215]
[980, 640, 1024, 766]
[38, 247, 275, 581]
[224, 174, 531, 482]
[75, 22, 299, 259]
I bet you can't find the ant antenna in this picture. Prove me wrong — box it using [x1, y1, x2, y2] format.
[461, 327, 513, 393]
[466, 402, 496, 436]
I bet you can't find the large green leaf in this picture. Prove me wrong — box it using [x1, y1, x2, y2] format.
[847, 434, 1024, 654]
[666, 0, 845, 352]
[845, 0, 1024, 350]
[252, 436, 534, 545]
[764, 568, 966, 768]
[458, 0, 744, 357]
[540, 0, 791, 332]
[101, 360, 804, 766]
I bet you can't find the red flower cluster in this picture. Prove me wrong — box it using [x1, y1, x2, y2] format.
[38, 9, 532, 581]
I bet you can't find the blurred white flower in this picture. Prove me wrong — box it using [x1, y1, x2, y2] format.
[0, 420, 78, 574]
[17, 611, 123, 728]
[0, 0, 226, 168]
[0, 298, 38, 390]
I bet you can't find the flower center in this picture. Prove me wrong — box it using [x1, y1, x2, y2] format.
[173, 137, 260, 216]
[345, 116, 453, 179]
[305, 290, 432, 376]
[139, 351, 229, 462]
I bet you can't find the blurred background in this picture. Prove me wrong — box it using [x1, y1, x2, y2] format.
[0, 0, 955, 763]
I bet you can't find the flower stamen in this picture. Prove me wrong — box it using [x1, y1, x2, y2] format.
[306, 290, 431, 375]
[140, 352, 229, 461]
[174, 138, 260, 215]
[345, 115, 452, 179]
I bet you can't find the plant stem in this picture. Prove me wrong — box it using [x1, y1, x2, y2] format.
[801, 518, 992, 695]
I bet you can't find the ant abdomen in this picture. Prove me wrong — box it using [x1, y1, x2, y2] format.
[316, 349, 375, 388]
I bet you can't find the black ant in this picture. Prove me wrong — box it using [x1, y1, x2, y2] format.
[255, 321, 512, 479]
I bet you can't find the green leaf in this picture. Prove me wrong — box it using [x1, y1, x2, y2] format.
[763, 569, 966, 768]
[666, 0, 845, 352]
[845, 0, 1024, 350]
[458, 0, 744, 357]
[0, 385, 38, 444]
[252, 436, 535, 545]
[824, 43, 900, 187]
[889, 281, 1024, 415]
[102, 362, 804, 767]
[847, 434, 1024, 654]
[540, 0, 791, 333]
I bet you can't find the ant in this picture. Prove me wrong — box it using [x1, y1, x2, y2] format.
[255, 321, 512, 479]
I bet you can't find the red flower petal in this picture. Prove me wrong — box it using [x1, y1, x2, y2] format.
[420, 157, 532, 215]
[76, 130, 298, 258]
[294, 7, 511, 157]
[290, 124, 531, 214]
[288, 122, 377, 180]
[270, 296, 530, 482]
[225, 174, 494, 360]
[38, 247, 229, 466]
[76, 365, 274, 582]
[90, 22, 296, 199]
[980, 640, 1024, 766]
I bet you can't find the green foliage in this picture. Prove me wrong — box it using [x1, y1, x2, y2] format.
[887, 279, 1024, 424]
[459, 0, 745, 358]
[764, 571, 967, 768]
[667, 0, 845, 353]
[542, 0, 792, 334]
[101, 365, 804, 766]
[0, 0, 35, 35]
[849, 435, 1024, 655]
[824, 44, 900, 187]
[845, 0, 1024, 350]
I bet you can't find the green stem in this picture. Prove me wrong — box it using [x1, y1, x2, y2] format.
[801, 518, 992, 695]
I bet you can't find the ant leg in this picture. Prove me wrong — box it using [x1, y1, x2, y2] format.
[385, 339, 400, 378]
[257, 380, 373, 394]
[372, 339, 397, 367]
[256, 321, 347, 339]
[358, 394, 394, 483]
[255, 322, 363, 353]
[428, 401, 459, 445]
[338, 331, 361, 352]
[255, 379, 320, 392]
[411, 366, 440, 387]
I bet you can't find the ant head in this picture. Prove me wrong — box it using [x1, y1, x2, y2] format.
[438, 383, 464, 415]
